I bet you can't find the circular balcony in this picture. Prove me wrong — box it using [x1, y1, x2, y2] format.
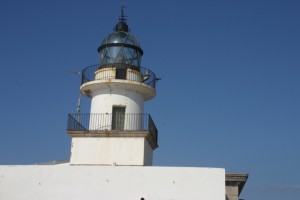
[80, 64, 157, 100]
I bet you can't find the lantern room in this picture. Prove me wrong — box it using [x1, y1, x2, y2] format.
[97, 14, 143, 69]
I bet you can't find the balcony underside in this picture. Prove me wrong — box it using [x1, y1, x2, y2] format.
[67, 130, 158, 149]
[80, 79, 156, 100]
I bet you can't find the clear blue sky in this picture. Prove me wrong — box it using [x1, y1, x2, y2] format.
[0, 0, 299, 199]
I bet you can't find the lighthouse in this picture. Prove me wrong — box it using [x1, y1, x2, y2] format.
[0, 6, 247, 200]
[67, 8, 158, 166]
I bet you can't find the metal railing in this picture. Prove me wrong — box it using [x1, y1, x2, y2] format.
[67, 113, 158, 147]
[81, 64, 157, 88]
[67, 113, 158, 143]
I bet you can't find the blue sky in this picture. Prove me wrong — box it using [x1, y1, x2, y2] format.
[0, 0, 299, 199]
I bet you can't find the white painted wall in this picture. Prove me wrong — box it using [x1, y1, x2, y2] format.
[0, 165, 225, 200]
[143, 139, 153, 166]
[90, 88, 144, 114]
[70, 137, 153, 165]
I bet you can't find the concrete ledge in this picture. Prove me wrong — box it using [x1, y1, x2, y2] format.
[225, 173, 248, 200]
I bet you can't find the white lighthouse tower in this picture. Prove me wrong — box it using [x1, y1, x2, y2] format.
[67, 9, 158, 166]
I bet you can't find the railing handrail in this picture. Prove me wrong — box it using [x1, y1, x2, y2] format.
[81, 64, 157, 89]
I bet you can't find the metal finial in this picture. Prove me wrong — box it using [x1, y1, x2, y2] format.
[114, 5, 129, 32]
[119, 5, 126, 22]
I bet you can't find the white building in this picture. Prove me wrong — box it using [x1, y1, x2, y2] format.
[0, 8, 247, 200]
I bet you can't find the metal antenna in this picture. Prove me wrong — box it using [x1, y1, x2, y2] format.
[64, 70, 82, 117]
[64, 69, 81, 76]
